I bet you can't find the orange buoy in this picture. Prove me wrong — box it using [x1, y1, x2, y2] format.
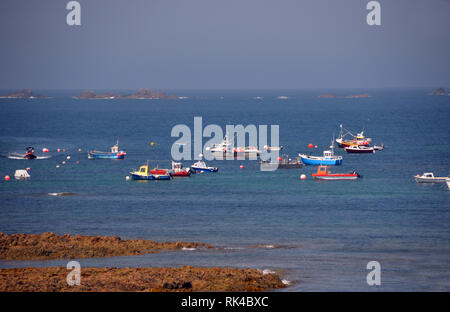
[308, 143, 314, 148]
[4, 175, 10, 181]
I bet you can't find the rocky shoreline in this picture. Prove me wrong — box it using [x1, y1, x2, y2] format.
[0, 232, 212, 260]
[0, 266, 286, 292]
[0, 232, 288, 292]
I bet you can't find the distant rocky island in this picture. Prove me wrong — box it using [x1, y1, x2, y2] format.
[317, 93, 336, 98]
[74, 88, 177, 99]
[0, 89, 49, 99]
[345, 93, 371, 98]
[429, 88, 446, 96]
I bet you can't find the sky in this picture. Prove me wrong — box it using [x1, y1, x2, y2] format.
[0, 0, 449, 90]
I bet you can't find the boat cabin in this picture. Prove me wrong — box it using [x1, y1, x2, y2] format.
[316, 165, 329, 175]
[111, 144, 119, 153]
[323, 150, 333, 158]
[137, 165, 149, 176]
[422, 173, 435, 178]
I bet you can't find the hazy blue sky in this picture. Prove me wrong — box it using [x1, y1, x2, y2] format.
[0, 0, 449, 90]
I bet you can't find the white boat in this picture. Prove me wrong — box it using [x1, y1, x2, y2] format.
[446, 178, 450, 190]
[206, 134, 234, 155]
[414, 173, 448, 183]
[190, 161, 218, 173]
[14, 169, 30, 180]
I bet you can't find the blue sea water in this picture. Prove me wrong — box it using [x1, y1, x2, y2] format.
[0, 89, 449, 291]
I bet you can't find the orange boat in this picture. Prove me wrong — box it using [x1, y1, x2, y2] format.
[312, 165, 361, 180]
[336, 125, 371, 148]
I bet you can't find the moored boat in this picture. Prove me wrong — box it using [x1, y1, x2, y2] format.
[88, 141, 126, 159]
[170, 161, 191, 177]
[446, 178, 450, 190]
[336, 125, 371, 148]
[299, 139, 342, 165]
[129, 164, 171, 180]
[345, 145, 375, 153]
[191, 160, 218, 173]
[414, 173, 448, 183]
[312, 165, 361, 180]
[260, 155, 303, 170]
[24, 147, 37, 159]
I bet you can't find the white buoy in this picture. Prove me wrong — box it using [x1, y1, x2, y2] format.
[66, 156, 71, 160]
[126, 176, 130, 181]
[56, 165, 60, 168]
[199, 153, 204, 158]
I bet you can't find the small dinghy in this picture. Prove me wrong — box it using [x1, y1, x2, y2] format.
[190, 160, 218, 173]
[345, 145, 375, 153]
[414, 173, 448, 183]
[129, 164, 171, 180]
[312, 165, 361, 180]
[14, 169, 30, 180]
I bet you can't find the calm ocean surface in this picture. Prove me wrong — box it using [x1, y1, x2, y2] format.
[0, 89, 449, 291]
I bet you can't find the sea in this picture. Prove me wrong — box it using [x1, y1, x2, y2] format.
[0, 88, 449, 291]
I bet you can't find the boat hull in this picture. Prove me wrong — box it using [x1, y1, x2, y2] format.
[191, 167, 218, 173]
[345, 147, 374, 154]
[299, 154, 342, 166]
[130, 173, 171, 180]
[313, 175, 358, 180]
[414, 176, 447, 183]
[88, 152, 125, 159]
[170, 171, 191, 177]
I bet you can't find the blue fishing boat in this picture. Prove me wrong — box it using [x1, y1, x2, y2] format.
[190, 160, 218, 173]
[298, 139, 343, 165]
[129, 164, 171, 180]
[88, 141, 126, 159]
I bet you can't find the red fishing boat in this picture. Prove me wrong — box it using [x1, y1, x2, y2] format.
[312, 165, 361, 180]
[170, 161, 191, 177]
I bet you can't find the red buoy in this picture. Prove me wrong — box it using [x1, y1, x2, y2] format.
[42, 148, 49, 153]
[4, 175, 10, 181]
[277, 156, 282, 161]
[308, 143, 314, 148]
[57, 148, 61, 152]
[240, 164, 244, 169]
[26, 167, 31, 171]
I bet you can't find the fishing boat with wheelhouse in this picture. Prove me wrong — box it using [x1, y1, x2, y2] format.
[312, 165, 361, 180]
[88, 141, 126, 159]
[336, 125, 371, 148]
[129, 164, 171, 180]
[299, 138, 343, 165]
